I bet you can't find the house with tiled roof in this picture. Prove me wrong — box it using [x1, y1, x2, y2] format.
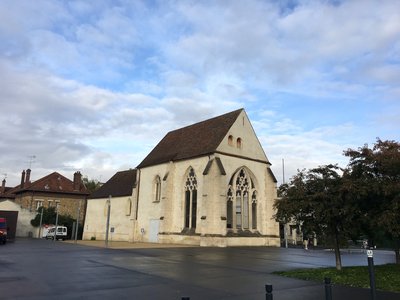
[83, 108, 280, 247]
[12, 170, 89, 223]
[83, 169, 137, 241]
[0, 170, 89, 238]
[0, 179, 15, 200]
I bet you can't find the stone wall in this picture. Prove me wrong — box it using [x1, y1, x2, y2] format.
[14, 192, 86, 223]
[83, 195, 135, 242]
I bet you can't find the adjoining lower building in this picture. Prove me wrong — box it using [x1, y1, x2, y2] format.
[83, 169, 137, 241]
[83, 108, 280, 247]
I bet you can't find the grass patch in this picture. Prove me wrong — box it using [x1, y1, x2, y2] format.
[273, 264, 400, 293]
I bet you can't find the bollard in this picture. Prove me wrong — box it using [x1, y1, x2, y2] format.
[367, 249, 377, 300]
[265, 284, 273, 300]
[324, 277, 332, 300]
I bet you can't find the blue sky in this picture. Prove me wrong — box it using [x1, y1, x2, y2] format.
[1, 0, 399, 186]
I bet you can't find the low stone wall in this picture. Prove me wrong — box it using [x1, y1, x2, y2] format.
[159, 234, 200, 245]
[159, 234, 281, 247]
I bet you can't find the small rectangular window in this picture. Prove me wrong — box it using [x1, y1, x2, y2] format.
[35, 200, 43, 210]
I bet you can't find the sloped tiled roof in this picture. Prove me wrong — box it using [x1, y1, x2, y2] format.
[89, 169, 137, 199]
[0, 187, 15, 199]
[13, 172, 88, 195]
[137, 109, 243, 168]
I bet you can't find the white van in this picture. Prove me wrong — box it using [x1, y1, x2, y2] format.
[45, 226, 68, 240]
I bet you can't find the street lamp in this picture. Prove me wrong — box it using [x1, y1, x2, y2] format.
[53, 203, 59, 242]
[74, 200, 81, 244]
[38, 206, 44, 238]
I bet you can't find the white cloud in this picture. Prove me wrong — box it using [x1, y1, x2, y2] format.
[0, 0, 399, 188]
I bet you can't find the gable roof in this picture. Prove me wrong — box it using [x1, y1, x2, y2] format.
[137, 109, 243, 168]
[13, 172, 89, 195]
[0, 187, 15, 199]
[89, 169, 137, 199]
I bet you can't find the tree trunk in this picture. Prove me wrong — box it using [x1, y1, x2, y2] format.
[334, 230, 342, 270]
[395, 239, 400, 265]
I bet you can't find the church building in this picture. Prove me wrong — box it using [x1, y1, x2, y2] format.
[83, 109, 280, 247]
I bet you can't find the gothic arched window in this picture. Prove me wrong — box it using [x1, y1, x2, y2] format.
[226, 168, 257, 232]
[154, 176, 161, 202]
[184, 168, 197, 229]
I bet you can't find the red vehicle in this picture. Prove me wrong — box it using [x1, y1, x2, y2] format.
[0, 218, 7, 244]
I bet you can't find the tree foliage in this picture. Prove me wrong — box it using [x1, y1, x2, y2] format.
[275, 138, 400, 268]
[275, 165, 356, 270]
[30, 207, 83, 239]
[344, 138, 400, 264]
[82, 176, 102, 194]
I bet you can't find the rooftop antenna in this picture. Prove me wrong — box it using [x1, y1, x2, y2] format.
[2, 173, 6, 180]
[28, 155, 36, 169]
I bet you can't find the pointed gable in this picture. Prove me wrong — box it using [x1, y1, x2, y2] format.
[137, 109, 243, 168]
[89, 169, 137, 199]
[216, 109, 270, 164]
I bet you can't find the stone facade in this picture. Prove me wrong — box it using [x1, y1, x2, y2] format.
[83, 195, 136, 241]
[14, 192, 86, 222]
[135, 110, 280, 246]
[82, 169, 137, 242]
[83, 109, 280, 247]
[12, 171, 88, 224]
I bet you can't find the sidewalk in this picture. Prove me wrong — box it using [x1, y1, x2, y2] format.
[62, 239, 195, 249]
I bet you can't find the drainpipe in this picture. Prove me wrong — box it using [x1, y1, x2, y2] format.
[135, 169, 141, 220]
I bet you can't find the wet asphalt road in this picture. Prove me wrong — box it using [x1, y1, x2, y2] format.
[0, 238, 397, 300]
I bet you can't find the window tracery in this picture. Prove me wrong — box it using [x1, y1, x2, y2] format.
[184, 168, 197, 229]
[226, 168, 257, 232]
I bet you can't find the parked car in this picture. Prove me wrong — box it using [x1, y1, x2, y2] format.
[0, 218, 7, 244]
[45, 226, 68, 241]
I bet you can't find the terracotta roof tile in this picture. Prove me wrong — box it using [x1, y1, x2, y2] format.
[13, 172, 88, 195]
[0, 187, 15, 199]
[137, 109, 243, 168]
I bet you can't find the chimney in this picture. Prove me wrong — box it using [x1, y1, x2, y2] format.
[21, 170, 26, 188]
[0, 179, 5, 194]
[73, 171, 82, 191]
[25, 169, 31, 184]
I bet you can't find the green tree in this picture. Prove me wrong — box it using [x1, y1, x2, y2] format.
[275, 165, 357, 270]
[31, 207, 83, 239]
[82, 176, 102, 194]
[344, 138, 400, 264]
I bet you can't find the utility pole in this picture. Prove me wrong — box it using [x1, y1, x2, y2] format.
[53, 203, 59, 242]
[38, 206, 44, 238]
[282, 158, 288, 248]
[74, 200, 81, 244]
[105, 195, 111, 248]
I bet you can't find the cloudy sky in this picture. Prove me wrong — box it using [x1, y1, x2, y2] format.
[1, 0, 399, 186]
